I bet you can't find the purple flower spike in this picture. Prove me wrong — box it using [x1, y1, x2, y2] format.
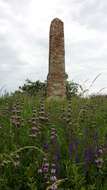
[44, 163, 49, 167]
[43, 143, 49, 150]
[42, 167, 49, 173]
[84, 147, 94, 163]
[42, 162, 49, 173]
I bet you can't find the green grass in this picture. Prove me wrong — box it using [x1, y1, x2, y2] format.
[0, 93, 107, 190]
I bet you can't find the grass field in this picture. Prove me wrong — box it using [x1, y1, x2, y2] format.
[0, 93, 107, 190]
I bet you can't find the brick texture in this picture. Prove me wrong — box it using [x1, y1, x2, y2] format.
[47, 18, 66, 98]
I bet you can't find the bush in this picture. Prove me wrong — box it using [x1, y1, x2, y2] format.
[18, 79, 81, 98]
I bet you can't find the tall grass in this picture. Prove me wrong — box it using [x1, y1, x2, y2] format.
[0, 93, 107, 190]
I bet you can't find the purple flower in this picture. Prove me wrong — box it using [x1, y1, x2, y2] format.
[42, 167, 49, 173]
[84, 147, 94, 163]
[43, 143, 49, 150]
[44, 163, 49, 167]
[42, 162, 49, 173]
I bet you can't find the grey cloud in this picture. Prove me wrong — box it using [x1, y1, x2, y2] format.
[0, 43, 27, 91]
[72, 0, 107, 31]
[0, 0, 107, 94]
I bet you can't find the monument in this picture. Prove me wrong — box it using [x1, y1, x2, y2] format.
[47, 18, 67, 98]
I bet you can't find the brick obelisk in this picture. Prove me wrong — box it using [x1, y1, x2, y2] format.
[47, 18, 66, 98]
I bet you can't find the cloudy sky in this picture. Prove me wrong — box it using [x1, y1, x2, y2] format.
[0, 0, 107, 95]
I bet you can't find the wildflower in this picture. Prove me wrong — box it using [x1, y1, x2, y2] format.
[42, 162, 49, 173]
[11, 103, 23, 128]
[84, 146, 94, 163]
[95, 158, 104, 168]
[14, 161, 20, 167]
[38, 168, 42, 174]
[50, 175, 57, 182]
[43, 157, 48, 162]
[99, 149, 103, 153]
[29, 134, 37, 138]
[50, 128, 57, 139]
[97, 148, 103, 155]
[38, 100, 48, 122]
[51, 163, 56, 168]
[51, 131, 56, 135]
[43, 165, 48, 172]
[51, 128, 56, 132]
[13, 154, 20, 167]
[31, 127, 39, 133]
[51, 134, 57, 140]
[44, 163, 49, 167]
[50, 184, 57, 190]
[43, 143, 49, 151]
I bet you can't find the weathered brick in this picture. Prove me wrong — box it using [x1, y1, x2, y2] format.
[47, 18, 66, 98]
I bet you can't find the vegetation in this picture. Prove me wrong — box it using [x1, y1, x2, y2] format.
[19, 79, 47, 97]
[0, 80, 107, 189]
[17, 79, 81, 98]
